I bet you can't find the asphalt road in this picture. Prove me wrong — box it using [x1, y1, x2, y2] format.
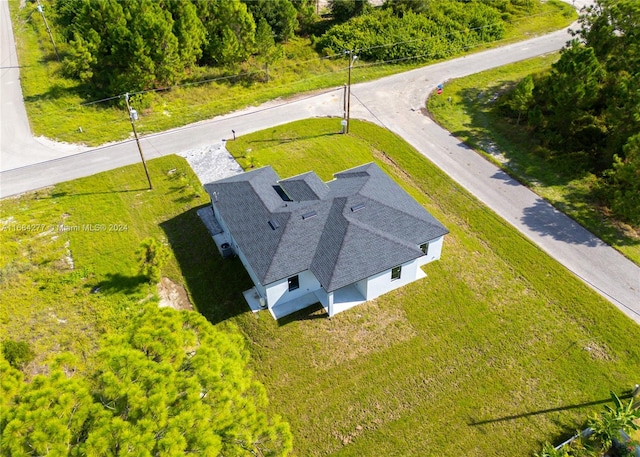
[1, 0, 638, 323]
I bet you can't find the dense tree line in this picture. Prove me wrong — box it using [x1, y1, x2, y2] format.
[52, 0, 299, 93]
[1, 306, 292, 456]
[500, 0, 640, 225]
[47, 0, 543, 95]
[316, 0, 506, 61]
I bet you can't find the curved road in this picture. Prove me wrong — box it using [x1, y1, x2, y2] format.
[1, 0, 638, 323]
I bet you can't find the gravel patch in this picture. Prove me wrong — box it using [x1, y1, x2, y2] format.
[178, 141, 243, 185]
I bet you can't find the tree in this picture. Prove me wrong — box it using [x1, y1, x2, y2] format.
[0, 307, 293, 456]
[196, 0, 256, 67]
[136, 237, 170, 283]
[255, 18, 284, 82]
[290, 0, 319, 36]
[243, 0, 298, 43]
[161, 0, 207, 70]
[57, 0, 183, 94]
[606, 134, 640, 225]
[86, 306, 293, 456]
[507, 74, 534, 125]
[1, 369, 100, 456]
[329, 0, 371, 22]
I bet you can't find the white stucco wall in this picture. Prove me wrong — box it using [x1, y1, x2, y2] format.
[265, 269, 321, 308]
[365, 257, 422, 301]
[417, 236, 445, 267]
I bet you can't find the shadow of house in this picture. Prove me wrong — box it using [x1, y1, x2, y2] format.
[160, 206, 253, 324]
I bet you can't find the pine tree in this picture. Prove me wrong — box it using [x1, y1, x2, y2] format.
[255, 18, 284, 82]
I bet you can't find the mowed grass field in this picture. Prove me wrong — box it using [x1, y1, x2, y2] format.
[1, 119, 638, 456]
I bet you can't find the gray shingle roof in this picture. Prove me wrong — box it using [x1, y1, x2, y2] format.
[204, 163, 448, 292]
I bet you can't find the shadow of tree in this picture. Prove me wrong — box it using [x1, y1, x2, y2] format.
[520, 198, 601, 247]
[89, 273, 148, 295]
[160, 206, 252, 324]
[440, 85, 639, 249]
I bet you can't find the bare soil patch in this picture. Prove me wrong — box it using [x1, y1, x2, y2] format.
[157, 277, 193, 311]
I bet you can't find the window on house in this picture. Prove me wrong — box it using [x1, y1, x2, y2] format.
[288, 275, 300, 291]
[420, 243, 429, 255]
[391, 266, 401, 280]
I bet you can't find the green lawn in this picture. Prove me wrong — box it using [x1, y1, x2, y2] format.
[427, 56, 640, 266]
[2, 119, 638, 456]
[7, 0, 575, 146]
[226, 120, 640, 456]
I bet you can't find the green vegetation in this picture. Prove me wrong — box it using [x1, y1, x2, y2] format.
[536, 392, 640, 456]
[225, 120, 640, 456]
[427, 56, 640, 264]
[0, 155, 208, 373]
[136, 237, 170, 283]
[0, 158, 291, 456]
[500, 0, 640, 227]
[2, 119, 638, 456]
[316, 2, 506, 61]
[1, 306, 292, 456]
[1, 340, 34, 370]
[8, 0, 575, 145]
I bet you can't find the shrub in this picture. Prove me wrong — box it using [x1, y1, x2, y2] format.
[1, 340, 35, 370]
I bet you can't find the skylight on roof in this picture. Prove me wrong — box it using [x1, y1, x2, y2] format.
[273, 185, 292, 202]
[350, 202, 366, 212]
[268, 219, 280, 230]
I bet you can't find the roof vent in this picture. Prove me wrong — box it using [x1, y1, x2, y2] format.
[350, 202, 366, 212]
[302, 211, 317, 220]
[268, 219, 280, 230]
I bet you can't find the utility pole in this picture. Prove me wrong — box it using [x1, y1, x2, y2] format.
[36, 0, 59, 62]
[124, 93, 153, 190]
[345, 50, 358, 134]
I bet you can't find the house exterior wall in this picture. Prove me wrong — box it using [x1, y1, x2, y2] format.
[265, 269, 322, 308]
[354, 277, 368, 298]
[365, 257, 422, 301]
[417, 236, 445, 267]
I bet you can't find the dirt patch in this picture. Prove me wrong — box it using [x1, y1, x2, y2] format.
[582, 341, 612, 361]
[157, 277, 193, 311]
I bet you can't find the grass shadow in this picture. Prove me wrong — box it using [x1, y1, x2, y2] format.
[160, 205, 252, 324]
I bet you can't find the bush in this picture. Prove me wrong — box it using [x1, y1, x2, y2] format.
[316, 3, 504, 63]
[1, 340, 34, 369]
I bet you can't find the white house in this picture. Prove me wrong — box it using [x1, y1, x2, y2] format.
[202, 163, 448, 319]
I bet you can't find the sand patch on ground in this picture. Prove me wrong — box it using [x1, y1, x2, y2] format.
[158, 277, 193, 311]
